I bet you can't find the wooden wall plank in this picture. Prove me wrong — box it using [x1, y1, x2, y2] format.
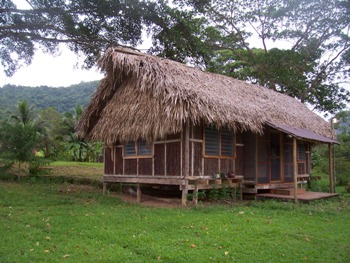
[154, 144, 165, 176]
[124, 159, 137, 175]
[104, 147, 114, 174]
[167, 142, 181, 176]
[138, 158, 153, 175]
[204, 158, 219, 175]
[114, 147, 123, 175]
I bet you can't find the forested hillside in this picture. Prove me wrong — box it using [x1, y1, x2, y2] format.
[0, 81, 99, 119]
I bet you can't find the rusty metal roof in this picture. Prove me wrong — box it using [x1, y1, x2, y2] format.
[268, 122, 339, 144]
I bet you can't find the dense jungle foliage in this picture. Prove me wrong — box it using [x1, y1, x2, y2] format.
[0, 81, 99, 119]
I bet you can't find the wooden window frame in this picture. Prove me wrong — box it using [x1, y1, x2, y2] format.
[123, 140, 153, 159]
[203, 126, 235, 159]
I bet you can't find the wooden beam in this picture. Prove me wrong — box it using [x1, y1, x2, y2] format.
[191, 124, 194, 177]
[329, 144, 334, 193]
[293, 137, 298, 202]
[193, 185, 198, 205]
[184, 122, 190, 177]
[181, 180, 189, 206]
[103, 176, 185, 185]
[182, 122, 190, 206]
[102, 181, 106, 195]
[137, 183, 142, 203]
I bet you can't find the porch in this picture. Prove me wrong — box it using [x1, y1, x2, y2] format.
[102, 174, 244, 205]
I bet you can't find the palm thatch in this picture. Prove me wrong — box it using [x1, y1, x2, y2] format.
[77, 47, 333, 145]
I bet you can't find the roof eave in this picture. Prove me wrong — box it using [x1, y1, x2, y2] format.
[267, 122, 339, 145]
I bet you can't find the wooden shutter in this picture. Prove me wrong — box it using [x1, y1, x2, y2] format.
[205, 126, 219, 156]
[124, 141, 136, 156]
[221, 128, 234, 156]
[138, 140, 152, 155]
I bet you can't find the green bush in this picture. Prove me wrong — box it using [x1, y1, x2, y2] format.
[335, 156, 350, 185]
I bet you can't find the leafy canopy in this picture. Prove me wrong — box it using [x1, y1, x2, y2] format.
[178, 0, 350, 114]
[0, 0, 209, 76]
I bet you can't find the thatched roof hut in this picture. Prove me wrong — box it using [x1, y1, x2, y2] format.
[77, 47, 334, 145]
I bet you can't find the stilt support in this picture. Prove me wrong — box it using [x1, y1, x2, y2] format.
[182, 180, 189, 206]
[103, 181, 106, 195]
[137, 183, 142, 203]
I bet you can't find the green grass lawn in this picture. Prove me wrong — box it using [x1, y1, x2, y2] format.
[1, 178, 349, 262]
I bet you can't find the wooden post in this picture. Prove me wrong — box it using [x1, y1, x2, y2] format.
[239, 183, 243, 201]
[193, 185, 198, 205]
[102, 181, 106, 195]
[293, 137, 298, 203]
[137, 183, 142, 203]
[182, 122, 190, 206]
[329, 144, 334, 193]
[181, 182, 189, 206]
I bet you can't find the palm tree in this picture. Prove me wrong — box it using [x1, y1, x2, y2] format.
[61, 105, 87, 161]
[0, 101, 40, 178]
[9, 101, 36, 126]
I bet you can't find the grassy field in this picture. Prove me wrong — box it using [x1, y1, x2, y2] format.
[1, 163, 350, 262]
[1, 166, 350, 262]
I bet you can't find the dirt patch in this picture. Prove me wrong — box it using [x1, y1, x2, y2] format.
[115, 191, 183, 208]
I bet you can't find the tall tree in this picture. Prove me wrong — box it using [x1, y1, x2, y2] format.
[178, 0, 350, 114]
[0, 0, 208, 76]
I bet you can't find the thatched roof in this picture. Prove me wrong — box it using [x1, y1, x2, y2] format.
[77, 47, 334, 145]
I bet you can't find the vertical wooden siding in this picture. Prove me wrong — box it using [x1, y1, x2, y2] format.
[204, 158, 219, 175]
[104, 147, 114, 174]
[114, 147, 123, 175]
[190, 124, 204, 176]
[166, 142, 181, 176]
[235, 132, 244, 175]
[154, 144, 165, 176]
[192, 142, 203, 176]
[243, 132, 257, 180]
[139, 158, 153, 175]
[124, 159, 137, 175]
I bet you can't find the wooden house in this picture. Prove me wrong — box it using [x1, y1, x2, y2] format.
[77, 47, 338, 204]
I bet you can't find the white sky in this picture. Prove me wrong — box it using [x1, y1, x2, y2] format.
[0, 48, 104, 87]
[0, 0, 103, 87]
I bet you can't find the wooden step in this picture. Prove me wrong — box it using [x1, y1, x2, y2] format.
[270, 188, 306, 196]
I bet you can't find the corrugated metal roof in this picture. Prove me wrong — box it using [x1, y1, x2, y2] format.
[268, 122, 339, 144]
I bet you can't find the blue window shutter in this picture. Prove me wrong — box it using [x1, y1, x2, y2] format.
[124, 141, 136, 156]
[138, 140, 152, 155]
[205, 126, 219, 156]
[221, 128, 234, 156]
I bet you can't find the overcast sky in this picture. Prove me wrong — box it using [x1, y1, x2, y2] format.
[0, 48, 104, 87]
[0, 0, 104, 87]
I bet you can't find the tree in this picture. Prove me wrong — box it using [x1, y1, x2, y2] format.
[0, 0, 209, 77]
[0, 101, 41, 177]
[59, 105, 102, 161]
[36, 107, 64, 157]
[9, 100, 36, 125]
[178, 0, 350, 115]
[332, 111, 350, 185]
